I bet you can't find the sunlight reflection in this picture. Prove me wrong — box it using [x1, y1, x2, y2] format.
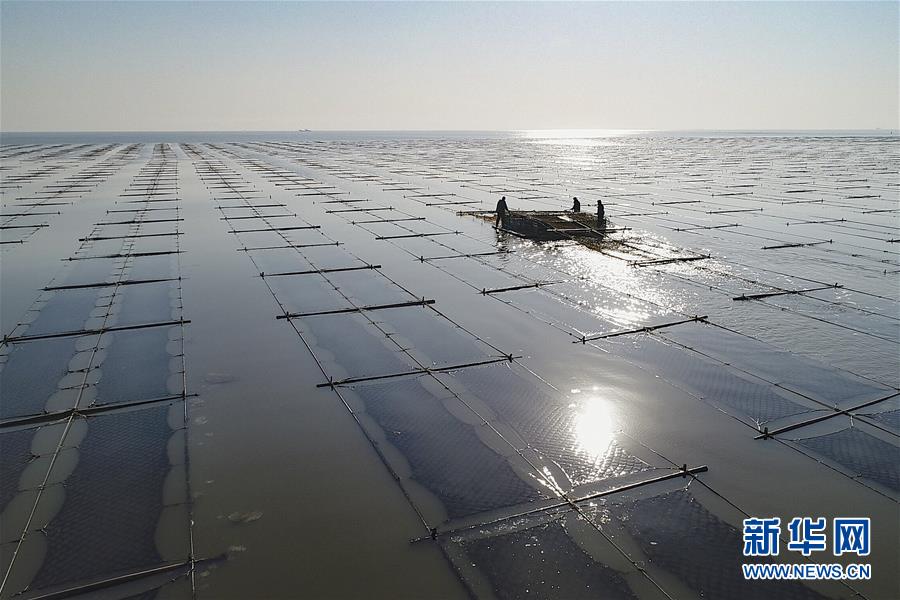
[573, 394, 616, 459]
[514, 129, 646, 147]
[516, 129, 646, 139]
[543, 239, 691, 324]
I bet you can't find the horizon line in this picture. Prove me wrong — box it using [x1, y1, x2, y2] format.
[2, 127, 898, 135]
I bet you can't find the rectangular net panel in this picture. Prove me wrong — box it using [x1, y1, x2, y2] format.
[448, 363, 653, 490]
[662, 324, 894, 405]
[376, 307, 493, 368]
[350, 377, 546, 520]
[861, 408, 900, 431]
[0, 428, 34, 513]
[609, 333, 812, 424]
[268, 275, 353, 315]
[30, 405, 178, 590]
[299, 313, 414, 380]
[113, 282, 176, 327]
[20, 288, 103, 337]
[794, 427, 900, 493]
[327, 270, 412, 306]
[457, 520, 637, 600]
[608, 488, 828, 600]
[0, 337, 81, 419]
[94, 326, 179, 406]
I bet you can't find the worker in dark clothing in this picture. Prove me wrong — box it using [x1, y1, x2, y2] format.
[597, 198, 606, 224]
[495, 196, 509, 228]
[571, 197, 581, 213]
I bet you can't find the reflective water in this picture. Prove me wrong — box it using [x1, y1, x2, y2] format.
[1, 134, 897, 599]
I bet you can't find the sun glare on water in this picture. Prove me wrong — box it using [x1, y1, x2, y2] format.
[572, 391, 617, 459]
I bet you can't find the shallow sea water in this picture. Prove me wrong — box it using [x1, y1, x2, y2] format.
[0, 132, 897, 599]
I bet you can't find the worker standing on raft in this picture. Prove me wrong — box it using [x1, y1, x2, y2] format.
[597, 198, 606, 224]
[570, 197, 581, 213]
[495, 196, 509, 228]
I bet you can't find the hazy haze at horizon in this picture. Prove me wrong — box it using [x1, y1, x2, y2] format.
[1, 1, 897, 132]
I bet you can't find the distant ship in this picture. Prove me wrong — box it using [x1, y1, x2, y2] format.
[298, 129, 312, 132]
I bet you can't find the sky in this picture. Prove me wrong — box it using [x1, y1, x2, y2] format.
[1, 1, 897, 132]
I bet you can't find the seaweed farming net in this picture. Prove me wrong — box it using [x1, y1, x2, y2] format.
[458, 520, 637, 600]
[351, 377, 546, 521]
[31, 407, 176, 589]
[607, 489, 828, 600]
[1, 148, 193, 598]
[793, 427, 900, 493]
[449, 363, 654, 490]
[0, 428, 33, 513]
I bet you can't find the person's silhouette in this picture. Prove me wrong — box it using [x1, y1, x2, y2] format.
[495, 196, 509, 228]
[571, 197, 581, 213]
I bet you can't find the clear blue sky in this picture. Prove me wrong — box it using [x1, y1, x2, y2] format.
[1, 1, 897, 131]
